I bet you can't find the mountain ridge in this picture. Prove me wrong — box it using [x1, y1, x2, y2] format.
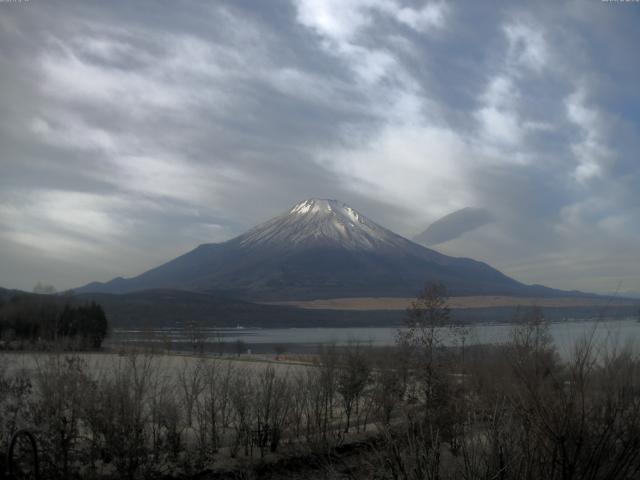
[77, 199, 582, 300]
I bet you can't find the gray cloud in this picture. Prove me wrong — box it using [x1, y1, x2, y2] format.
[414, 207, 493, 246]
[0, 0, 638, 295]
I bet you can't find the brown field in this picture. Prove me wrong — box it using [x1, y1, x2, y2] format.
[265, 295, 637, 311]
[1, 351, 310, 374]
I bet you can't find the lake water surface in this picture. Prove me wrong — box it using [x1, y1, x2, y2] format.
[112, 318, 640, 358]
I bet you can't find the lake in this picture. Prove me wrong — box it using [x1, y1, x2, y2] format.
[110, 317, 640, 358]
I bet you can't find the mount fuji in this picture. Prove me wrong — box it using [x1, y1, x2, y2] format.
[78, 199, 568, 300]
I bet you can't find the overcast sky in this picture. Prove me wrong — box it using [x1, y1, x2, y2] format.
[1, 0, 639, 296]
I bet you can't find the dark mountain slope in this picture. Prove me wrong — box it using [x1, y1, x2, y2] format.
[77, 199, 577, 300]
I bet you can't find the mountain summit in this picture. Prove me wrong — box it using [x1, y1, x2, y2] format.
[78, 199, 563, 300]
[238, 198, 410, 251]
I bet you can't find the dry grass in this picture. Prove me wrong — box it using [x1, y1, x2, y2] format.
[265, 295, 636, 311]
[0, 351, 310, 380]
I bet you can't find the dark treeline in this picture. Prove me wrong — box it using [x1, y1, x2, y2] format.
[0, 294, 108, 349]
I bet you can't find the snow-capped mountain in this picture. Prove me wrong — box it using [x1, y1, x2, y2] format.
[78, 199, 564, 300]
[238, 199, 417, 252]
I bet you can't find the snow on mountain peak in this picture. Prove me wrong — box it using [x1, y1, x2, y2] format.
[238, 198, 410, 251]
[290, 199, 346, 216]
[290, 199, 324, 215]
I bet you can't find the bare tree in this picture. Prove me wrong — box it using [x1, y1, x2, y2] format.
[229, 370, 253, 457]
[234, 339, 247, 357]
[371, 421, 443, 480]
[183, 319, 206, 354]
[32, 354, 90, 479]
[0, 356, 32, 463]
[337, 343, 370, 433]
[373, 355, 406, 426]
[85, 354, 155, 480]
[177, 358, 204, 428]
[397, 283, 450, 413]
[253, 366, 291, 456]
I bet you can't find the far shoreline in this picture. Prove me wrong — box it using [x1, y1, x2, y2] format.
[264, 295, 639, 311]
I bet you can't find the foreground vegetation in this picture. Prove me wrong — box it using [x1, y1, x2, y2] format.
[2, 285, 640, 479]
